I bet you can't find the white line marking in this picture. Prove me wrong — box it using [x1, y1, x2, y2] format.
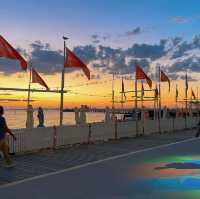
[0, 136, 199, 189]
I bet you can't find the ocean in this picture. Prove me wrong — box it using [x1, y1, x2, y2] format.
[4, 110, 107, 129]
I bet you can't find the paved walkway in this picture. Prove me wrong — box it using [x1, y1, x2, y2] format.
[0, 129, 198, 198]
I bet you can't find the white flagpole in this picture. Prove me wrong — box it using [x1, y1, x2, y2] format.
[59, 36, 68, 126]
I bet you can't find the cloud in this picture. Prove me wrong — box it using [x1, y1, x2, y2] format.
[30, 41, 63, 74]
[0, 37, 167, 76]
[168, 57, 200, 73]
[73, 45, 96, 63]
[1, 34, 200, 82]
[124, 27, 143, 36]
[171, 41, 192, 59]
[0, 40, 67, 74]
[179, 74, 197, 82]
[126, 42, 166, 60]
[102, 34, 110, 41]
[90, 34, 110, 44]
[91, 34, 100, 44]
[172, 16, 190, 24]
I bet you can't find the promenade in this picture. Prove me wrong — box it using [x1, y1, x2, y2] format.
[0, 129, 198, 198]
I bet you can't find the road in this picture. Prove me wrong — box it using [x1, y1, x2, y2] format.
[0, 130, 200, 198]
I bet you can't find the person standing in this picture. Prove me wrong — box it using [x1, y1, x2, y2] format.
[37, 107, 45, 127]
[0, 106, 16, 167]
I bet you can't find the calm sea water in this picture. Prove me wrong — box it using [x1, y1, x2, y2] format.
[4, 110, 107, 129]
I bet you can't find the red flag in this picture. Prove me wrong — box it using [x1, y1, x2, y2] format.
[191, 89, 196, 99]
[160, 70, 170, 91]
[0, 35, 27, 70]
[32, 68, 49, 90]
[65, 48, 90, 80]
[135, 65, 152, 88]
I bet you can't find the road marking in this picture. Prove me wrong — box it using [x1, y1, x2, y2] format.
[0, 136, 199, 189]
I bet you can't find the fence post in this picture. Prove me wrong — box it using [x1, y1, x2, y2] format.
[172, 117, 175, 133]
[88, 123, 92, 144]
[7, 135, 15, 155]
[53, 125, 57, 150]
[114, 117, 118, 140]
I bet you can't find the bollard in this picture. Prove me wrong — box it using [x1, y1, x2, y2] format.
[53, 125, 57, 150]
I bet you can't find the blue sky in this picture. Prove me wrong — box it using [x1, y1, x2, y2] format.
[1, 0, 200, 49]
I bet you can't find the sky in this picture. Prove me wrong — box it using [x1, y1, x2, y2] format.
[2, 0, 200, 47]
[1, 0, 200, 109]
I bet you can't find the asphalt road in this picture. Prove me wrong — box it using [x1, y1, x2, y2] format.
[1, 132, 200, 199]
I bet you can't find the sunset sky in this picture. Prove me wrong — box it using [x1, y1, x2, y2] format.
[1, 0, 200, 109]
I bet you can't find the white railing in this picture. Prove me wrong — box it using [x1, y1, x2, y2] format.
[7, 116, 198, 154]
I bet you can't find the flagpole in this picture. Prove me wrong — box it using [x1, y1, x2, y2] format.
[141, 81, 144, 135]
[185, 72, 188, 128]
[158, 66, 161, 134]
[26, 63, 32, 129]
[60, 36, 68, 126]
[135, 69, 138, 137]
[154, 93, 156, 120]
[27, 64, 32, 108]
[112, 73, 115, 119]
[121, 77, 124, 120]
[175, 84, 178, 111]
[197, 87, 199, 119]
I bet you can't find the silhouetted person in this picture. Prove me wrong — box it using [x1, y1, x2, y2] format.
[37, 107, 44, 127]
[0, 106, 16, 167]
